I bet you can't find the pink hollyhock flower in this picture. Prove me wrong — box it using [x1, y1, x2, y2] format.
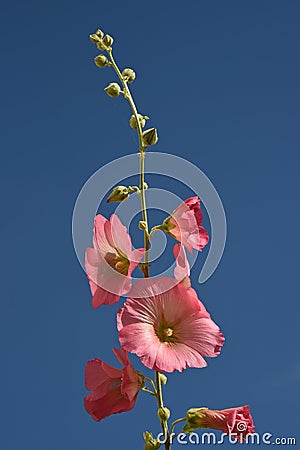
[84, 348, 144, 422]
[173, 244, 209, 314]
[85, 214, 145, 308]
[173, 243, 191, 288]
[162, 196, 209, 253]
[118, 278, 224, 373]
[184, 406, 255, 441]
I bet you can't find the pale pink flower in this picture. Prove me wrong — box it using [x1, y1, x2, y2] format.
[163, 196, 209, 253]
[173, 243, 191, 289]
[173, 244, 209, 313]
[184, 405, 255, 441]
[84, 348, 144, 422]
[118, 278, 224, 373]
[85, 214, 145, 308]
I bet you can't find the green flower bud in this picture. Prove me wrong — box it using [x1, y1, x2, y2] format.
[106, 186, 130, 203]
[129, 114, 149, 130]
[143, 432, 161, 450]
[142, 128, 158, 146]
[94, 54, 108, 68]
[157, 407, 171, 421]
[103, 34, 114, 47]
[96, 40, 107, 51]
[89, 34, 101, 44]
[138, 221, 147, 230]
[158, 373, 168, 385]
[183, 407, 208, 433]
[122, 68, 136, 83]
[104, 83, 121, 98]
[95, 29, 104, 38]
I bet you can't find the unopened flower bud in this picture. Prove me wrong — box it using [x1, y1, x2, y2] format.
[138, 221, 147, 230]
[129, 114, 149, 130]
[94, 54, 108, 68]
[104, 83, 121, 98]
[122, 68, 136, 83]
[107, 186, 130, 203]
[89, 34, 101, 44]
[157, 407, 170, 421]
[142, 128, 158, 146]
[158, 373, 168, 385]
[96, 40, 106, 51]
[103, 34, 114, 47]
[143, 432, 161, 450]
[183, 408, 208, 433]
[183, 405, 255, 438]
[95, 29, 104, 38]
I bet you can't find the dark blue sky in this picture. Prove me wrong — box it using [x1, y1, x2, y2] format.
[1, 1, 299, 449]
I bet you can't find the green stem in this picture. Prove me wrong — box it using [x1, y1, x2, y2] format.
[142, 387, 156, 396]
[156, 371, 170, 449]
[145, 377, 157, 394]
[108, 49, 150, 273]
[107, 49, 170, 449]
[170, 418, 186, 435]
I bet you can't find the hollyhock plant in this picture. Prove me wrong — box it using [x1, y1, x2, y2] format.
[184, 405, 255, 441]
[162, 196, 209, 253]
[118, 278, 224, 373]
[85, 213, 145, 308]
[81, 26, 255, 449]
[84, 348, 144, 421]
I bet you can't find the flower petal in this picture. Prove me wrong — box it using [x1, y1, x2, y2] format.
[91, 286, 121, 308]
[110, 214, 132, 255]
[85, 359, 121, 391]
[173, 243, 190, 284]
[84, 387, 133, 422]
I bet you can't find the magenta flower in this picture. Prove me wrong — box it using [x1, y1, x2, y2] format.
[118, 278, 224, 373]
[184, 405, 255, 441]
[85, 214, 145, 308]
[163, 196, 209, 253]
[84, 348, 144, 422]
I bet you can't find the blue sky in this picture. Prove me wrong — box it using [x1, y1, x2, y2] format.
[1, 1, 299, 449]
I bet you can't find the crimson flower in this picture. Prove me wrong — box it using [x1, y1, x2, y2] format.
[162, 196, 209, 253]
[85, 214, 145, 308]
[84, 348, 144, 422]
[184, 405, 255, 441]
[118, 278, 224, 373]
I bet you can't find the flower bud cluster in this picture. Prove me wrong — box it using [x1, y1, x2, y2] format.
[89, 27, 159, 144]
[90, 28, 115, 72]
[89, 28, 114, 51]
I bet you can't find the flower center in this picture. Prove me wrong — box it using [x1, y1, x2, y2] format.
[163, 328, 173, 337]
[156, 323, 176, 342]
